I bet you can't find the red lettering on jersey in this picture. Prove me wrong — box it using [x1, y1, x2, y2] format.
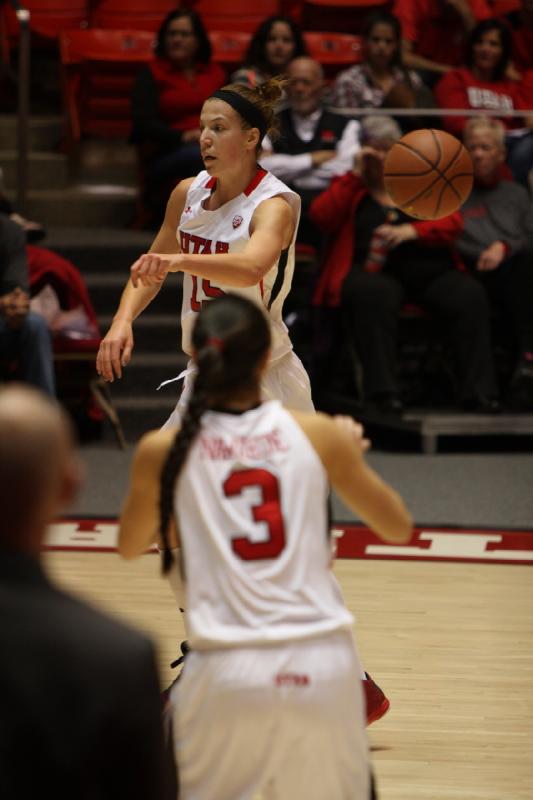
[274, 673, 310, 687]
[190, 275, 201, 312]
[201, 239, 212, 254]
[216, 241, 229, 253]
[190, 235, 205, 254]
[180, 231, 191, 253]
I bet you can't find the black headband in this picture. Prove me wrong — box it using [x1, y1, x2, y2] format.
[210, 89, 268, 141]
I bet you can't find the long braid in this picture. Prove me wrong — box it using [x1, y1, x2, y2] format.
[158, 294, 271, 575]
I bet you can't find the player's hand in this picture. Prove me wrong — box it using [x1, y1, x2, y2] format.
[477, 241, 506, 272]
[96, 318, 134, 382]
[375, 223, 417, 249]
[130, 253, 179, 287]
[333, 415, 371, 453]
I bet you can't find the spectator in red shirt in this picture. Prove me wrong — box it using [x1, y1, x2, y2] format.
[508, 0, 533, 74]
[131, 9, 225, 225]
[393, 0, 491, 83]
[435, 18, 533, 185]
[310, 115, 499, 414]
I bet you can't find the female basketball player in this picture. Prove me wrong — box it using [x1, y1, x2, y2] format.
[119, 294, 412, 800]
[96, 77, 313, 417]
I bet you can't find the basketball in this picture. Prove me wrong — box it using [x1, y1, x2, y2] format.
[383, 129, 473, 220]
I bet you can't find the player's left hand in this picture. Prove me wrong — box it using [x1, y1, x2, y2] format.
[375, 223, 417, 249]
[476, 241, 506, 272]
[130, 253, 180, 288]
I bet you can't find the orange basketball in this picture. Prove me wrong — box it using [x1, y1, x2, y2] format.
[383, 129, 473, 220]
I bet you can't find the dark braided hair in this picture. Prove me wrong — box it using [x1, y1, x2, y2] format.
[159, 294, 271, 573]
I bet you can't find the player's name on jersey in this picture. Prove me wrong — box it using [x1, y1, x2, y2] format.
[44, 519, 533, 565]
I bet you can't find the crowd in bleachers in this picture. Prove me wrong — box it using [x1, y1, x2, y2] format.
[2, 0, 533, 418]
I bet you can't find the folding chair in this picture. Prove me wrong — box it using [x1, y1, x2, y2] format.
[59, 27, 154, 141]
[89, 0, 180, 32]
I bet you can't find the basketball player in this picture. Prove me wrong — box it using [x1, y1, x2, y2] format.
[119, 294, 413, 800]
[98, 76, 390, 722]
[96, 77, 313, 417]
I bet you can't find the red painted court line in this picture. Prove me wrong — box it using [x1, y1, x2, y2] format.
[44, 519, 533, 565]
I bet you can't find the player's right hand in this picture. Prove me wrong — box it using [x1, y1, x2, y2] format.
[96, 318, 134, 382]
[333, 415, 371, 453]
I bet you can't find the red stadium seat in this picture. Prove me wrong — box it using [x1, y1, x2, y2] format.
[303, 31, 362, 75]
[59, 28, 154, 140]
[299, 0, 392, 33]
[1, 0, 89, 47]
[89, 0, 179, 32]
[209, 30, 251, 70]
[188, 0, 281, 32]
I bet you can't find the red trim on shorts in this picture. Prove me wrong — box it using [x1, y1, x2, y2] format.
[244, 167, 268, 196]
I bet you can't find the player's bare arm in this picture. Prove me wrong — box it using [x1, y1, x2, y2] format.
[118, 428, 180, 560]
[291, 410, 413, 545]
[131, 195, 295, 289]
[96, 179, 193, 381]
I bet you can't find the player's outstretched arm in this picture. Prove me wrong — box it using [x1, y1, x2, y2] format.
[96, 180, 192, 381]
[131, 195, 295, 290]
[118, 428, 180, 560]
[293, 411, 413, 545]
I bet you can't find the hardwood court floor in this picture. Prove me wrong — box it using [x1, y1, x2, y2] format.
[44, 551, 533, 800]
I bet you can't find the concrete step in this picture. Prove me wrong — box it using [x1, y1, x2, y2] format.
[85, 272, 182, 316]
[0, 149, 69, 190]
[7, 184, 138, 227]
[0, 114, 64, 152]
[106, 394, 181, 442]
[104, 351, 187, 397]
[72, 140, 138, 187]
[41, 227, 154, 272]
[98, 313, 179, 350]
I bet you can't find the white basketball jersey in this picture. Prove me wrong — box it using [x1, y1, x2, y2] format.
[174, 400, 354, 650]
[177, 168, 300, 362]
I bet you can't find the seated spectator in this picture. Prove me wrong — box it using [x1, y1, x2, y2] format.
[331, 10, 432, 131]
[0, 215, 55, 397]
[310, 115, 499, 414]
[230, 15, 306, 88]
[260, 56, 360, 248]
[459, 117, 533, 410]
[508, 0, 533, 75]
[434, 18, 533, 186]
[393, 0, 491, 83]
[0, 173, 45, 242]
[0, 384, 169, 800]
[131, 8, 225, 226]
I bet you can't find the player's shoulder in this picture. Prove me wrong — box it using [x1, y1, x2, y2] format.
[134, 427, 179, 470]
[288, 409, 344, 448]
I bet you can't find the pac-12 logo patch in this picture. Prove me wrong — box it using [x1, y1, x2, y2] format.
[232, 215, 243, 229]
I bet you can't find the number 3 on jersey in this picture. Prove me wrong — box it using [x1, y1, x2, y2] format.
[190, 276, 225, 311]
[223, 468, 286, 561]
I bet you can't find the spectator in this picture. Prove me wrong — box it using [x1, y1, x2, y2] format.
[331, 10, 432, 130]
[0, 384, 169, 800]
[310, 115, 499, 414]
[459, 117, 533, 410]
[260, 56, 360, 248]
[435, 18, 533, 186]
[393, 0, 491, 83]
[0, 214, 55, 397]
[131, 8, 225, 225]
[230, 15, 306, 88]
[508, 0, 533, 75]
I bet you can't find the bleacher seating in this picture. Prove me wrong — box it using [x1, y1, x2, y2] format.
[298, 0, 392, 33]
[59, 28, 154, 140]
[303, 31, 361, 77]
[188, 0, 281, 32]
[208, 29, 251, 73]
[1, 0, 89, 41]
[89, 0, 179, 32]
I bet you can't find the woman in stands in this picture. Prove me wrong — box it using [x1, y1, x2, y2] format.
[230, 15, 306, 88]
[131, 8, 225, 224]
[118, 292, 412, 800]
[331, 10, 430, 129]
[435, 17, 533, 186]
